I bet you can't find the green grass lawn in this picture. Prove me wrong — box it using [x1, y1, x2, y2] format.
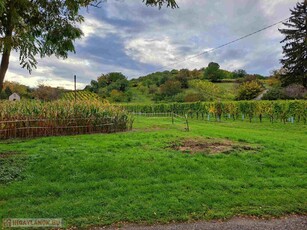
[0, 117, 306, 228]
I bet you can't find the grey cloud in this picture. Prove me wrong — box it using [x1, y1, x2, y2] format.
[6, 0, 296, 87]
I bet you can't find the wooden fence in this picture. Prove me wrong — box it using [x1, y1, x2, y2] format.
[0, 117, 128, 140]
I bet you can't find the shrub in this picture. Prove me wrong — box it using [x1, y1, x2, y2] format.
[159, 80, 182, 97]
[236, 80, 263, 100]
[262, 87, 284, 100]
[282, 84, 307, 99]
[184, 93, 203, 102]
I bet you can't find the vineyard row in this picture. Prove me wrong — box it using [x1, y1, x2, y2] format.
[121, 100, 307, 123]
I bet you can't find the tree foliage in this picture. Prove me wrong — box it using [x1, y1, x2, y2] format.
[203, 62, 224, 82]
[279, 0, 307, 87]
[159, 79, 182, 97]
[175, 69, 190, 88]
[232, 69, 247, 79]
[143, 0, 178, 8]
[32, 85, 64, 101]
[85, 72, 131, 102]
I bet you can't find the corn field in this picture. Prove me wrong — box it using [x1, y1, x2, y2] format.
[0, 100, 132, 139]
[122, 100, 307, 123]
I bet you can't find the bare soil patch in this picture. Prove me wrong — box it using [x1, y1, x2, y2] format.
[169, 137, 258, 154]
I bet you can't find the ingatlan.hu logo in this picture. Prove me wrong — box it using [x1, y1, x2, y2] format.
[2, 218, 62, 228]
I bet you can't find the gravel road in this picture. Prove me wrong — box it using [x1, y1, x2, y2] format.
[93, 215, 307, 230]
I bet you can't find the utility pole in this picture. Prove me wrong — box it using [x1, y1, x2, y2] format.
[74, 75, 77, 102]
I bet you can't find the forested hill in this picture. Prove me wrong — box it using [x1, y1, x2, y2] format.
[83, 63, 269, 103]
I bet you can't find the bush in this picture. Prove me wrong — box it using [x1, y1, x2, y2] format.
[282, 84, 307, 99]
[236, 80, 263, 100]
[159, 80, 182, 97]
[262, 87, 284, 100]
[172, 93, 185, 102]
[262, 84, 307, 100]
[184, 93, 203, 102]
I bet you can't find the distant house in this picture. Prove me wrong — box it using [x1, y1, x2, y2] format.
[9, 93, 20, 101]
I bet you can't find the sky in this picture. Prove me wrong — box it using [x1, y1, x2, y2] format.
[6, 0, 297, 89]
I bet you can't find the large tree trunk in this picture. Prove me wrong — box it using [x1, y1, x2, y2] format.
[0, 49, 11, 91]
[0, 0, 13, 92]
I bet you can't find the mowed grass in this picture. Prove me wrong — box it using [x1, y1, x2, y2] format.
[0, 117, 306, 228]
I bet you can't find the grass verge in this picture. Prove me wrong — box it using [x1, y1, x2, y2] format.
[0, 117, 306, 228]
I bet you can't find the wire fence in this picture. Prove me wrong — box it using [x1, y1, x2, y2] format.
[0, 117, 128, 140]
[130, 112, 189, 131]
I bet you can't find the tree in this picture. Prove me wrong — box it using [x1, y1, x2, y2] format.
[232, 69, 247, 79]
[4, 86, 12, 96]
[3, 81, 31, 97]
[85, 72, 129, 98]
[159, 80, 181, 97]
[32, 85, 63, 101]
[0, 0, 178, 91]
[175, 69, 190, 88]
[88, 80, 99, 93]
[203, 62, 224, 82]
[279, 0, 307, 87]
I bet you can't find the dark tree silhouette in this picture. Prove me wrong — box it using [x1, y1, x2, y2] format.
[279, 0, 307, 87]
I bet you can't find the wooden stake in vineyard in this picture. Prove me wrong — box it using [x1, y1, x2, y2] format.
[185, 114, 189, 132]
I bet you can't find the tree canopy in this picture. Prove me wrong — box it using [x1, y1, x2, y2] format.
[0, 0, 178, 90]
[203, 62, 225, 82]
[279, 0, 307, 87]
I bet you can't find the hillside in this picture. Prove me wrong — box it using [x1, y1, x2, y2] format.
[2, 66, 275, 103]
[83, 67, 260, 103]
[126, 80, 239, 103]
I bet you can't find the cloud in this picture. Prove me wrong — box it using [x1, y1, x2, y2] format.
[125, 37, 178, 66]
[77, 17, 118, 46]
[259, 0, 293, 17]
[5, 0, 297, 88]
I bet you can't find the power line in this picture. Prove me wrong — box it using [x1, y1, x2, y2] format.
[143, 17, 290, 75]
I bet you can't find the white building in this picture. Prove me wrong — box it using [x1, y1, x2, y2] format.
[9, 93, 20, 101]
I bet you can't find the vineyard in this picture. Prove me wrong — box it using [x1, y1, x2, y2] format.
[0, 100, 131, 139]
[61, 90, 99, 101]
[122, 100, 307, 123]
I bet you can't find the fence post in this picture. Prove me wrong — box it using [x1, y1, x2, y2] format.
[185, 114, 189, 132]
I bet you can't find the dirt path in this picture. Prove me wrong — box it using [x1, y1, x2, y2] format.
[93, 215, 307, 230]
[254, 89, 268, 100]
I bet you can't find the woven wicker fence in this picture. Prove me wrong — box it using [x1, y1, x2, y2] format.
[0, 117, 128, 140]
